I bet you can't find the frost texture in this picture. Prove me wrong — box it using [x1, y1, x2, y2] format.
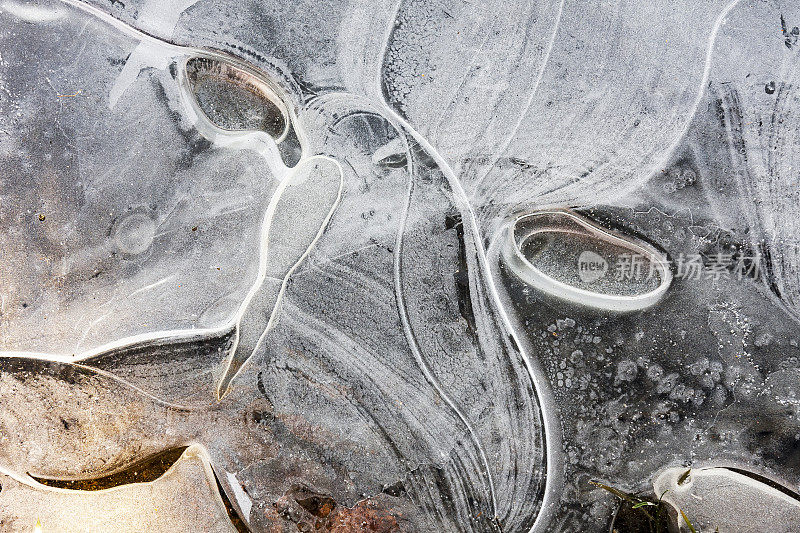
[1, 0, 799, 532]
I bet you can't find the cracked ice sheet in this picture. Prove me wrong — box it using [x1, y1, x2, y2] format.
[4, 1, 800, 533]
[0, 1, 282, 355]
[0, 21, 548, 530]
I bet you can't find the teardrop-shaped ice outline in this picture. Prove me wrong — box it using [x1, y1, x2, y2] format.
[502, 209, 673, 312]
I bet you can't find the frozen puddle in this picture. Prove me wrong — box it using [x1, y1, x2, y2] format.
[502, 210, 672, 311]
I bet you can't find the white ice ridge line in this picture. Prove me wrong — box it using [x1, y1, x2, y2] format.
[2, 0, 305, 372]
[391, 111, 561, 533]
[472, 0, 742, 199]
[0, 352, 200, 411]
[375, 3, 559, 531]
[127, 274, 178, 297]
[70, 363, 200, 411]
[392, 132, 499, 521]
[217, 155, 344, 399]
[59, 0, 199, 54]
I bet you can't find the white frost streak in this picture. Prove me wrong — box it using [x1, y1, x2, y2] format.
[226, 471, 253, 521]
[108, 0, 200, 108]
[109, 40, 172, 108]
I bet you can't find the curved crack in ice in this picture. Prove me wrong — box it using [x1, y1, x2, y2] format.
[378, 107, 561, 533]
[217, 156, 344, 399]
[469, 0, 566, 192]
[444, 0, 744, 205]
[371, 9, 558, 522]
[630, 0, 745, 199]
[393, 135, 500, 526]
[0, 353, 199, 411]
[321, 93, 507, 527]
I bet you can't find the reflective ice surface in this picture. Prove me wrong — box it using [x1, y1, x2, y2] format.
[1, 0, 800, 531]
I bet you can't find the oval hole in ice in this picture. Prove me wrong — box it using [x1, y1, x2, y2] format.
[184, 56, 288, 140]
[503, 210, 672, 312]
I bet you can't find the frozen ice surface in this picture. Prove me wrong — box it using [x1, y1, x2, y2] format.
[1, 0, 800, 531]
[0, 1, 284, 356]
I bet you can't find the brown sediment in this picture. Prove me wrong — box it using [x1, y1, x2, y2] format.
[29, 446, 187, 491]
[270, 486, 402, 532]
